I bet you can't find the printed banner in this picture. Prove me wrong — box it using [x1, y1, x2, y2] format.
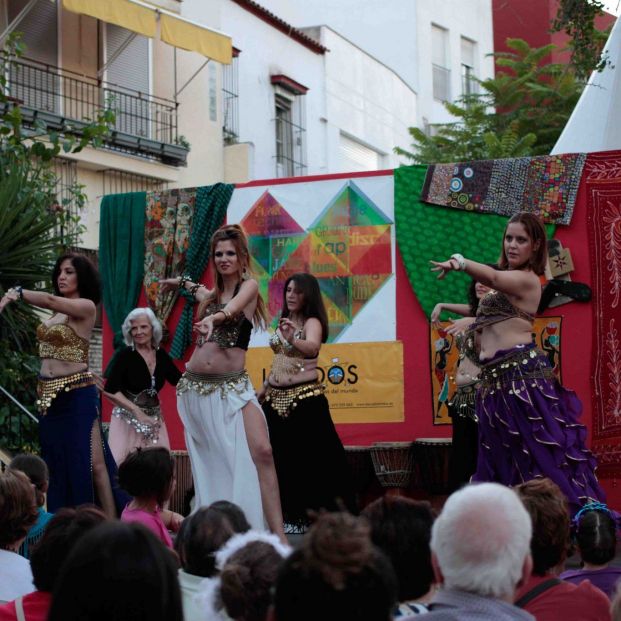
[227, 175, 395, 344]
[430, 317, 563, 425]
[247, 341, 404, 424]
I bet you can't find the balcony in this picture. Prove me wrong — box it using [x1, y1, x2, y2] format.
[5, 58, 189, 166]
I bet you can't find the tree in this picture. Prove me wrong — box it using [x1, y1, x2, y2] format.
[0, 35, 114, 451]
[396, 39, 585, 164]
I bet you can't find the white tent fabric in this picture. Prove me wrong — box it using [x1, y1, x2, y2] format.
[552, 16, 621, 154]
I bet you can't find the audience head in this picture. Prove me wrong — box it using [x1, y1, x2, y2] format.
[9, 453, 49, 508]
[118, 447, 175, 506]
[574, 502, 617, 567]
[362, 496, 435, 602]
[48, 522, 182, 621]
[210, 500, 252, 534]
[515, 477, 569, 576]
[431, 482, 532, 601]
[0, 469, 38, 550]
[30, 505, 107, 592]
[214, 532, 291, 621]
[178, 506, 235, 578]
[274, 512, 397, 621]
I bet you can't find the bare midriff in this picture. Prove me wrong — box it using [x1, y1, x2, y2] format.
[479, 316, 534, 362]
[40, 358, 89, 378]
[186, 342, 247, 374]
[455, 356, 480, 387]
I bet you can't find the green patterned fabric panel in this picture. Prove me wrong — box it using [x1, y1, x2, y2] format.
[394, 165, 555, 319]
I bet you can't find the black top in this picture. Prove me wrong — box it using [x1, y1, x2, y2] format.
[105, 347, 182, 395]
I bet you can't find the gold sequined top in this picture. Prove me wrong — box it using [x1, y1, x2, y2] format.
[456, 331, 479, 365]
[268, 330, 308, 382]
[37, 319, 89, 364]
[204, 303, 253, 350]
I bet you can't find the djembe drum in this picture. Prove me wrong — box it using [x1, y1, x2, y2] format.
[344, 446, 374, 494]
[412, 438, 452, 496]
[370, 442, 414, 495]
[170, 450, 193, 515]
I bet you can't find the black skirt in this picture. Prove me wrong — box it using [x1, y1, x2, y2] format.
[263, 390, 356, 526]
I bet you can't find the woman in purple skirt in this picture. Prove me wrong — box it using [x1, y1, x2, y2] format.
[430, 212, 604, 514]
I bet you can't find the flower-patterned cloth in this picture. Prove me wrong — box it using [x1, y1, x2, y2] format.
[143, 188, 196, 332]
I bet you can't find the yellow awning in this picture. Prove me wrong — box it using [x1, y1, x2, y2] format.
[160, 14, 231, 64]
[62, 0, 232, 64]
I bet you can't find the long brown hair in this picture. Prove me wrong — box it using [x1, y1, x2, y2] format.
[281, 273, 329, 343]
[197, 224, 268, 328]
[498, 212, 548, 275]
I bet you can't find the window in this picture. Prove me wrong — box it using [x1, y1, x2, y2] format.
[102, 170, 168, 195]
[271, 75, 307, 178]
[461, 37, 477, 96]
[431, 24, 450, 102]
[222, 51, 239, 144]
[339, 134, 383, 173]
[104, 24, 151, 138]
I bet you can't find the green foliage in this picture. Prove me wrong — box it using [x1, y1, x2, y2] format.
[397, 39, 584, 164]
[553, 0, 611, 81]
[0, 34, 115, 452]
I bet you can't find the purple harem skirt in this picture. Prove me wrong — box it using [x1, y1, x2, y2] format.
[471, 343, 604, 514]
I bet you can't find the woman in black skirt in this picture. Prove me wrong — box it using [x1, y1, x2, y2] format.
[257, 273, 354, 527]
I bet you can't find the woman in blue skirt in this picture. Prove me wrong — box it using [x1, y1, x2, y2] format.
[1, 253, 126, 517]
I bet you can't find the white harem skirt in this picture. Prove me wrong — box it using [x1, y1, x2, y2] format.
[176, 369, 266, 530]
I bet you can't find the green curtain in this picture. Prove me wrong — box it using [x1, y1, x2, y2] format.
[170, 183, 234, 359]
[99, 191, 147, 370]
[394, 165, 555, 319]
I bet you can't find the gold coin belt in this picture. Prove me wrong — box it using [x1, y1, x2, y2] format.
[36, 371, 95, 414]
[264, 382, 325, 418]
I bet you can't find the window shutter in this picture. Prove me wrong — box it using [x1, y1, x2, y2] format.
[339, 135, 381, 173]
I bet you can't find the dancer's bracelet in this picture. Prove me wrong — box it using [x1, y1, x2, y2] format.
[450, 253, 466, 271]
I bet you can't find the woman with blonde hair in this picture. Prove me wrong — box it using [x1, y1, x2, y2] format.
[161, 224, 285, 540]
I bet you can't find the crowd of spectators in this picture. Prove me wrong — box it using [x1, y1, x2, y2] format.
[2, 447, 621, 621]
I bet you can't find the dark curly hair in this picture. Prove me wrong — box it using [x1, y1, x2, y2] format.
[220, 541, 285, 621]
[515, 478, 570, 575]
[362, 496, 435, 602]
[274, 513, 397, 621]
[30, 505, 107, 591]
[118, 447, 174, 507]
[52, 252, 101, 304]
[0, 469, 38, 549]
[576, 509, 617, 566]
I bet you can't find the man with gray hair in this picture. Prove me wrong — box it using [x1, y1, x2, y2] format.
[407, 482, 534, 620]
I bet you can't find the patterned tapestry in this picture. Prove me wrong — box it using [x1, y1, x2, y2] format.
[584, 152, 621, 476]
[430, 317, 563, 425]
[421, 153, 586, 225]
[239, 181, 393, 342]
[143, 188, 196, 331]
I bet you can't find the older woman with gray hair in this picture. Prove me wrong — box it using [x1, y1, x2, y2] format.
[104, 308, 181, 464]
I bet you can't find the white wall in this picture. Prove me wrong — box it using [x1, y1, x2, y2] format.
[319, 27, 417, 172]
[255, 0, 494, 128]
[416, 0, 495, 127]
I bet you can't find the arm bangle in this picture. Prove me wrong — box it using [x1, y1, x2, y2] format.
[15, 285, 23, 300]
[450, 253, 466, 271]
[179, 275, 191, 290]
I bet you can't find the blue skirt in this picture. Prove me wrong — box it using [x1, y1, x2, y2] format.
[39, 384, 128, 514]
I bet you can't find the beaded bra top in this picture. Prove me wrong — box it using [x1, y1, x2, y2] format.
[456, 331, 479, 366]
[37, 317, 89, 364]
[204, 303, 252, 350]
[268, 329, 309, 383]
[471, 290, 535, 332]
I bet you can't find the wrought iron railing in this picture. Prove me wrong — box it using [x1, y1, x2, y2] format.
[6, 57, 179, 146]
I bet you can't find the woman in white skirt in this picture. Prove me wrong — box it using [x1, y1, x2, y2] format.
[161, 224, 285, 540]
